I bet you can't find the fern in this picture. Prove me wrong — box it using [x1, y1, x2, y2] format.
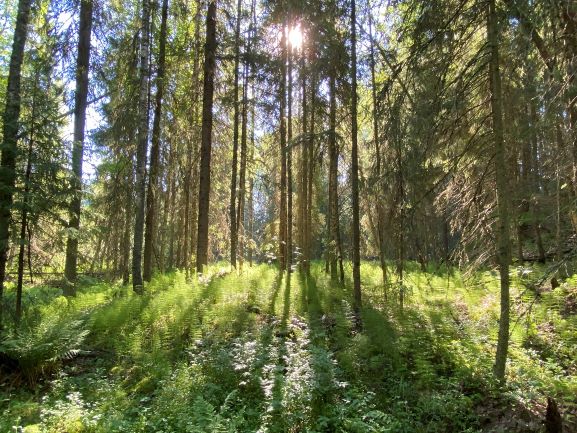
[0, 316, 89, 384]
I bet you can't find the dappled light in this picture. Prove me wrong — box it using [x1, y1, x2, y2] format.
[1, 0, 577, 431]
[2, 263, 576, 431]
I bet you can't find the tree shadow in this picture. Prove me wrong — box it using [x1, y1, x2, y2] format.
[264, 272, 292, 432]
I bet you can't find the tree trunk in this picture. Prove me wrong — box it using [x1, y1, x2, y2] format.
[248, 103, 255, 267]
[528, 95, 546, 262]
[143, 0, 169, 282]
[368, 6, 387, 295]
[182, 158, 191, 270]
[229, 0, 242, 269]
[196, 0, 218, 273]
[0, 0, 33, 328]
[350, 0, 362, 319]
[397, 155, 404, 310]
[488, 0, 512, 383]
[237, 59, 249, 271]
[247, 0, 257, 267]
[307, 66, 316, 274]
[132, 0, 152, 293]
[63, 0, 94, 295]
[188, 0, 202, 271]
[287, 37, 293, 273]
[328, 73, 339, 282]
[300, 48, 308, 272]
[15, 75, 37, 325]
[167, 148, 177, 270]
[122, 169, 133, 285]
[121, 222, 131, 284]
[277, 14, 288, 272]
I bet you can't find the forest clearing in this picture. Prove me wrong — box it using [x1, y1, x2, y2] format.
[2, 0, 577, 431]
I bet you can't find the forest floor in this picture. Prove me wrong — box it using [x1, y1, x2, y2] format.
[1, 262, 576, 432]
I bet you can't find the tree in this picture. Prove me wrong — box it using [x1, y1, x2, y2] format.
[229, 0, 242, 269]
[237, 47, 250, 270]
[132, 0, 152, 293]
[143, 0, 169, 282]
[63, 0, 94, 295]
[488, 0, 512, 382]
[196, 0, 217, 273]
[350, 0, 362, 319]
[299, 43, 308, 272]
[328, 72, 340, 281]
[0, 0, 33, 328]
[367, 3, 387, 296]
[286, 22, 293, 273]
[278, 11, 287, 271]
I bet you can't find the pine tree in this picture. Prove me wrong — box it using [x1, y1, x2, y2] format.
[64, 0, 94, 295]
[196, 0, 218, 273]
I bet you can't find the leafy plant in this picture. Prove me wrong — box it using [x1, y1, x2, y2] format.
[0, 314, 89, 384]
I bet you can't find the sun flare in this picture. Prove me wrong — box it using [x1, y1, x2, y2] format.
[288, 24, 303, 49]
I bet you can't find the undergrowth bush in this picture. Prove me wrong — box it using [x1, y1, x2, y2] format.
[0, 315, 89, 385]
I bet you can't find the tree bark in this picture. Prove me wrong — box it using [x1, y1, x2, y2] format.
[237, 58, 249, 271]
[187, 0, 202, 271]
[328, 73, 339, 282]
[0, 0, 33, 327]
[122, 176, 132, 286]
[167, 145, 176, 270]
[132, 0, 152, 293]
[229, 0, 242, 269]
[307, 64, 316, 274]
[528, 94, 545, 262]
[248, 100, 255, 266]
[143, 0, 169, 282]
[247, 0, 257, 267]
[368, 6, 388, 296]
[64, 0, 94, 295]
[278, 16, 288, 271]
[196, 0, 218, 273]
[287, 36, 293, 273]
[300, 47, 308, 272]
[351, 0, 362, 319]
[488, 0, 512, 383]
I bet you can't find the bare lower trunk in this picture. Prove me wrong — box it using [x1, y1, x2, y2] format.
[122, 173, 133, 285]
[307, 69, 316, 274]
[143, 0, 169, 281]
[64, 0, 94, 295]
[350, 0, 362, 319]
[196, 0, 217, 273]
[132, 0, 151, 293]
[488, 0, 512, 383]
[300, 50, 308, 272]
[229, 0, 242, 269]
[237, 60, 249, 271]
[287, 40, 293, 273]
[328, 73, 338, 281]
[368, 8, 387, 295]
[278, 15, 287, 271]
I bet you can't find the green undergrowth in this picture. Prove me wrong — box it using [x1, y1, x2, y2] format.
[1, 261, 576, 432]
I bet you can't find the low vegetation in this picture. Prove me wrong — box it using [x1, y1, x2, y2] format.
[1, 262, 576, 432]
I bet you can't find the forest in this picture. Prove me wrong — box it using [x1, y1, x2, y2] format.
[0, 0, 576, 431]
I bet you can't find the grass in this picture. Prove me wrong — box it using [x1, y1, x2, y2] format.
[0, 261, 576, 432]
